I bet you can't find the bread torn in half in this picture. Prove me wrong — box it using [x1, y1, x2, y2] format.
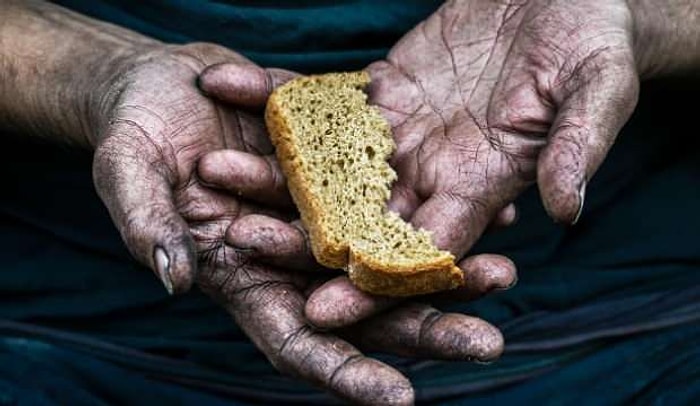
[265, 71, 463, 297]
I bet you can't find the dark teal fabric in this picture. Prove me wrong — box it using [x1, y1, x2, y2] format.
[53, 0, 443, 73]
[0, 1, 698, 404]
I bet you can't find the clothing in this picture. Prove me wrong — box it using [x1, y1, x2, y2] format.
[1, 1, 698, 404]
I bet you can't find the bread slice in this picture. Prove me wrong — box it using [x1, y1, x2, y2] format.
[265, 71, 463, 297]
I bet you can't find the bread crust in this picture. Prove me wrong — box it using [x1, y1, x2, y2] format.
[265, 71, 465, 297]
[266, 88, 347, 268]
[348, 250, 463, 297]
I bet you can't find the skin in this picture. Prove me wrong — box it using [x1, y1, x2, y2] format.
[202, 0, 700, 333]
[126, 2, 700, 402]
[370, 0, 700, 256]
[2, 0, 699, 404]
[1, 1, 514, 404]
[370, 0, 640, 256]
[198, 67, 520, 326]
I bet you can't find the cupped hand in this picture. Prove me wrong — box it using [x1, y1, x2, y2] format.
[199, 63, 519, 331]
[90, 44, 505, 404]
[197, 246, 504, 406]
[91, 43, 298, 292]
[367, 0, 639, 259]
[200, 60, 517, 329]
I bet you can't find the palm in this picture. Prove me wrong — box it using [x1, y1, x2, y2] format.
[367, 0, 638, 257]
[92, 45, 513, 404]
[93, 45, 284, 288]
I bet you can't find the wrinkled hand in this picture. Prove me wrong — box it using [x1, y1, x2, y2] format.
[367, 0, 640, 259]
[90, 44, 506, 405]
[200, 67, 518, 332]
[197, 252, 505, 406]
[92, 43, 297, 293]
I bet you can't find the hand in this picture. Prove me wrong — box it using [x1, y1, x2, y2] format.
[198, 64, 518, 331]
[2, 4, 457, 403]
[91, 43, 296, 293]
[366, 0, 640, 260]
[91, 46, 507, 405]
[197, 245, 505, 406]
[193, 63, 517, 404]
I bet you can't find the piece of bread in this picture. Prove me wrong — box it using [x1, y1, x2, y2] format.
[265, 71, 463, 297]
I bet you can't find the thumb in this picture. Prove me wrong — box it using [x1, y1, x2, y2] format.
[93, 133, 196, 295]
[539, 61, 639, 224]
[410, 191, 502, 259]
[197, 63, 299, 108]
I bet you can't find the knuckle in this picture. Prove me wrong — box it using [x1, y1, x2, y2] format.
[327, 354, 364, 390]
[290, 222, 313, 258]
[264, 156, 286, 190]
[417, 309, 444, 351]
[272, 325, 315, 375]
[547, 128, 585, 176]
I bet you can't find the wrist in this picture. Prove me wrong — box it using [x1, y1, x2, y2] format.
[84, 44, 165, 147]
[628, 0, 670, 79]
[0, 1, 161, 147]
[628, 0, 700, 79]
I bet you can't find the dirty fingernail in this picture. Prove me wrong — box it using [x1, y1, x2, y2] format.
[154, 247, 174, 295]
[572, 180, 586, 225]
[496, 274, 518, 291]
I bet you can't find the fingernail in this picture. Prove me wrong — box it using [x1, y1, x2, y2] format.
[571, 180, 586, 225]
[154, 247, 174, 295]
[496, 274, 519, 291]
[510, 205, 520, 226]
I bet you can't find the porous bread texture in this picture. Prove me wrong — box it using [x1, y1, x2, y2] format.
[265, 71, 463, 297]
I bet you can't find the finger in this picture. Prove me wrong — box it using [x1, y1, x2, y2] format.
[491, 203, 518, 229]
[306, 254, 516, 329]
[197, 150, 293, 207]
[350, 303, 504, 363]
[198, 63, 299, 108]
[486, 70, 556, 137]
[173, 177, 288, 224]
[366, 60, 424, 128]
[440, 254, 517, 301]
[224, 215, 319, 271]
[219, 109, 274, 155]
[305, 276, 398, 330]
[93, 135, 196, 294]
[387, 181, 421, 221]
[200, 265, 414, 406]
[410, 191, 498, 258]
[539, 60, 639, 224]
[387, 152, 520, 232]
